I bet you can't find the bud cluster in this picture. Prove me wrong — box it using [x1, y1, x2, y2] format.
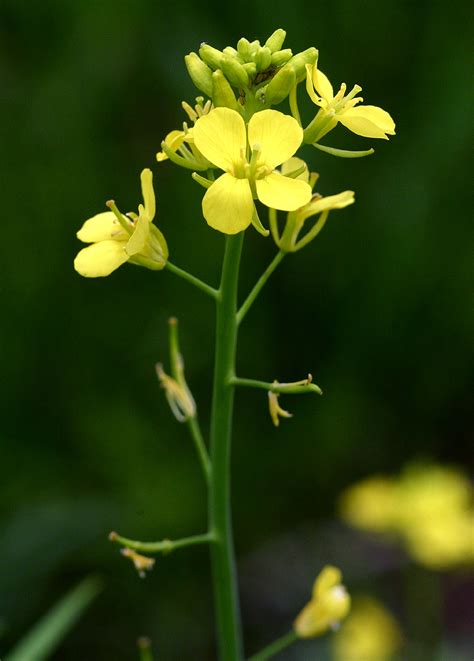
[185, 29, 318, 114]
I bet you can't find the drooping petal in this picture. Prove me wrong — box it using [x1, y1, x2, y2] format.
[248, 110, 303, 169]
[313, 67, 334, 102]
[193, 108, 246, 173]
[313, 566, 342, 599]
[202, 173, 253, 234]
[77, 211, 126, 243]
[256, 172, 312, 211]
[74, 240, 129, 277]
[140, 169, 155, 221]
[125, 213, 150, 256]
[302, 190, 355, 220]
[305, 64, 323, 106]
[338, 105, 396, 139]
[156, 130, 186, 162]
[280, 156, 310, 182]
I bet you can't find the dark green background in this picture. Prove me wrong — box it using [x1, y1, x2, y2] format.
[1, 0, 472, 658]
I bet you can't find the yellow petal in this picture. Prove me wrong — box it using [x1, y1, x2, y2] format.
[305, 64, 323, 106]
[140, 169, 155, 220]
[74, 240, 128, 277]
[156, 130, 186, 162]
[302, 191, 355, 219]
[125, 213, 150, 256]
[313, 566, 342, 599]
[338, 105, 396, 139]
[256, 172, 312, 211]
[280, 157, 309, 182]
[193, 108, 246, 172]
[77, 211, 125, 243]
[248, 110, 303, 169]
[202, 173, 253, 234]
[313, 67, 334, 102]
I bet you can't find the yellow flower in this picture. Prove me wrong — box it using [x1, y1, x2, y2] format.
[74, 169, 168, 278]
[305, 62, 395, 142]
[332, 596, 403, 661]
[156, 98, 212, 169]
[192, 107, 312, 234]
[294, 565, 350, 638]
[339, 476, 398, 533]
[121, 548, 155, 578]
[273, 157, 355, 252]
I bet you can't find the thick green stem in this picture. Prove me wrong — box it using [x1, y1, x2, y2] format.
[209, 233, 245, 660]
[237, 251, 285, 325]
[247, 631, 298, 661]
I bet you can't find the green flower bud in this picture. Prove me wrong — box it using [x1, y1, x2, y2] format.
[221, 53, 249, 89]
[287, 47, 318, 82]
[243, 62, 257, 77]
[265, 65, 296, 104]
[237, 37, 252, 61]
[264, 28, 286, 53]
[271, 48, 293, 67]
[184, 53, 213, 97]
[255, 46, 272, 72]
[223, 46, 243, 62]
[212, 70, 239, 111]
[199, 43, 224, 70]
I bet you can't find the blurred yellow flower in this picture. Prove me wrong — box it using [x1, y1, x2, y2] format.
[332, 596, 402, 661]
[294, 565, 350, 638]
[339, 476, 398, 533]
[193, 107, 312, 234]
[74, 169, 168, 278]
[305, 62, 395, 143]
[340, 463, 474, 569]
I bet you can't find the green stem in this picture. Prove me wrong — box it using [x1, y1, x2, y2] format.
[109, 531, 214, 554]
[247, 631, 298, 661]
[209, 233, 245, 660]
[236, 251, 285, 325]
[231, 377, 322, 395]
[166, 261, 218, 299]
[187, 415, 212, 484]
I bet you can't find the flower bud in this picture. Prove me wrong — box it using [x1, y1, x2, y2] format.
[237, 37, 252, 61]
[199, 43, 224, 70]
[264, 28, 286, 52]
[271, 48, 293, 67]
[287, 47, 318, 82]
[223, 46, 242, 61]
[243, 62, 257, 78]
[255, 46, 272, 72]
[184, 52, 213, 97]
[265, 65, 296, 105]
[221, 53, 249, 88]
[212, 70, 239, 111]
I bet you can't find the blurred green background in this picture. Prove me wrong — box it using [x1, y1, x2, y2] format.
[1, 0, 472, 658]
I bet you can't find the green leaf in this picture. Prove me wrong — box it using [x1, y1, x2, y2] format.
[312, 142, 375, 158]
[5, 576, 102, 661]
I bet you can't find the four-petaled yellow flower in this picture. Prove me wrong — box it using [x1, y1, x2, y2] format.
[294, 565, 351, 638]
[74, 169, 168, 278]
[193, 107, 312, 234]
[305, 62, 396, 142]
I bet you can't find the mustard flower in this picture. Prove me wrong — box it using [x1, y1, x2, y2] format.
[74, 169, 168, 278]
[305, 62, 396, 143]
[294, 565, 350, 638]
[333, 596, 403, 661]
[192, 107, 312, 234]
